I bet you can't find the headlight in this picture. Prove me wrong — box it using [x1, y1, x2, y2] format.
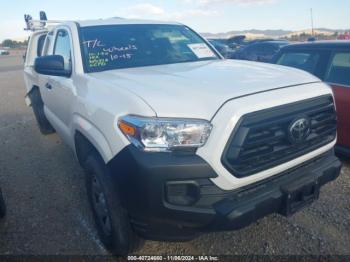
[118, 115, 212, 152]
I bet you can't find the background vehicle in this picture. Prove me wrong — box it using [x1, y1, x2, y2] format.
[23, 14, 341, 255]
[273, 41, 350, 157]
[0, 189, 5, 218]
[233, 40, 290, 62]
[226, 35, 248, 49]
[0, 50, 10, 55]
[208, 39, 235, 58]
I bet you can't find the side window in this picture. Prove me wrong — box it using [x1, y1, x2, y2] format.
[53, 30, 72, 71]
[325, 52, 350, 86]
[37, 34, 47, 57]
[43, 31, 54, 56]
[277, 52, 321, 74]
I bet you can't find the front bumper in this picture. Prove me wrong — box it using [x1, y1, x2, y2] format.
[107, 146, 342, 241]
[336, 145, 350, 158]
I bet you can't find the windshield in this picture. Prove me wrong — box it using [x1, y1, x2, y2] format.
[80, 24, 220, 72]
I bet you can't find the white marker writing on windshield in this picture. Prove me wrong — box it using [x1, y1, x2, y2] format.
[83, 39, 105, 48]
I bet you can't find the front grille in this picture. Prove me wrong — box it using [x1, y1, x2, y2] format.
[222, 95, 337, 178]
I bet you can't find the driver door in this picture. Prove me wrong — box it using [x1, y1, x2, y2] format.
[39, 28, 76, 143]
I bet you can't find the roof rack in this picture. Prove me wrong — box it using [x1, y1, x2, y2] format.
[24, 11, 65, 31]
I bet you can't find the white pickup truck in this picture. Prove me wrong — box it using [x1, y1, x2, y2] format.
[24, 17, 341, 255]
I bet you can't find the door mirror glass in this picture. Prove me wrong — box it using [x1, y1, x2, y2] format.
[34, 55, 71, 77]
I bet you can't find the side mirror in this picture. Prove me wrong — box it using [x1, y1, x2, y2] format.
[34, 55, 71, 77]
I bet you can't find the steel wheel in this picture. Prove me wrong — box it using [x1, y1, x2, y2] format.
[91, 175, 112, 236]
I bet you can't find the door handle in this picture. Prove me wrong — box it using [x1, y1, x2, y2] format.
[45, 83, 53, 90]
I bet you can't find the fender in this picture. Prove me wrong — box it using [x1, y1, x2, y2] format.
[71, 114, 114, 163]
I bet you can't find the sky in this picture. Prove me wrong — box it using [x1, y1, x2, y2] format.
[0, 0, 349, 41]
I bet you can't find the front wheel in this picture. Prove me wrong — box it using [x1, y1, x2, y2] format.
[84, 153, 144, 255]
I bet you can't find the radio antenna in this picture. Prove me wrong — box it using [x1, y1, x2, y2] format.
[310, 8, 314, 36]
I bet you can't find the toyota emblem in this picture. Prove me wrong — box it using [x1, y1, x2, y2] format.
[288, 117, 311, 144]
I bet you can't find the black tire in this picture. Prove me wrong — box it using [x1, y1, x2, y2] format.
[28, 88, 55, 135]
[84, 153, 144, 255]
[0, 189, 6, 219]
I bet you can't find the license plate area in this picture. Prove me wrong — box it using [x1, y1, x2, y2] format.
[280, 180, 320, 216]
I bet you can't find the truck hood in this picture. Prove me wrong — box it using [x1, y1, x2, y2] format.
[89, 59, 320, 120]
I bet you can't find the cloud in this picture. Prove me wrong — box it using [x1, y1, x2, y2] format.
[183, 0, 277, 6]
[124, 3, 166, 18]
[119, 3, 220, 20]
[168, 9, 220, 20]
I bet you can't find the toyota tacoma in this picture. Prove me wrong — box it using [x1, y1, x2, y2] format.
[23, 16, 342, 255]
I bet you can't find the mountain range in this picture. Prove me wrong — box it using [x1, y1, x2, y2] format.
[201, 28, 350, 39]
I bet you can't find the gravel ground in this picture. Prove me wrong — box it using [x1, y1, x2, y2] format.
[0, 55, 349, 256]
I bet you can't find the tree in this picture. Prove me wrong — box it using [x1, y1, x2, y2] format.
[1, 39, 28, 48]
[1, 39, 16, 48]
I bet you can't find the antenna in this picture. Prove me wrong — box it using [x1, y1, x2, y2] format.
[310, 8, 314, 36]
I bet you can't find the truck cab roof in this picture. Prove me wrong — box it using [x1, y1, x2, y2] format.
[76, 18, 181, 27]
[45, 18, 181, 30]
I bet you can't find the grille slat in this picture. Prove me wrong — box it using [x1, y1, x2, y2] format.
[222, 95, 337, 178]
[244, 131, 286, 148]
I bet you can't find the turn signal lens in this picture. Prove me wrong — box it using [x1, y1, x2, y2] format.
[118, 121, 136, 136]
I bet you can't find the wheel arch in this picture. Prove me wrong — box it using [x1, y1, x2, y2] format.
[73, 115, 114, 165]
[75, 131, 98, 166]
[28, 85, 39, 95]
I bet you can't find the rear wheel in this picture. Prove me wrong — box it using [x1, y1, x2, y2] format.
[28, 88, 55, 135]
[84, 153, 144, 255]
[0, 189, 6, 218]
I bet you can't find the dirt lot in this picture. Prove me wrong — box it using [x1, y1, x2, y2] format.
[0, 55, 349, 256]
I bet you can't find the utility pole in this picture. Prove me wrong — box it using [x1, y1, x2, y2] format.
[310, 8, 314, 36]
